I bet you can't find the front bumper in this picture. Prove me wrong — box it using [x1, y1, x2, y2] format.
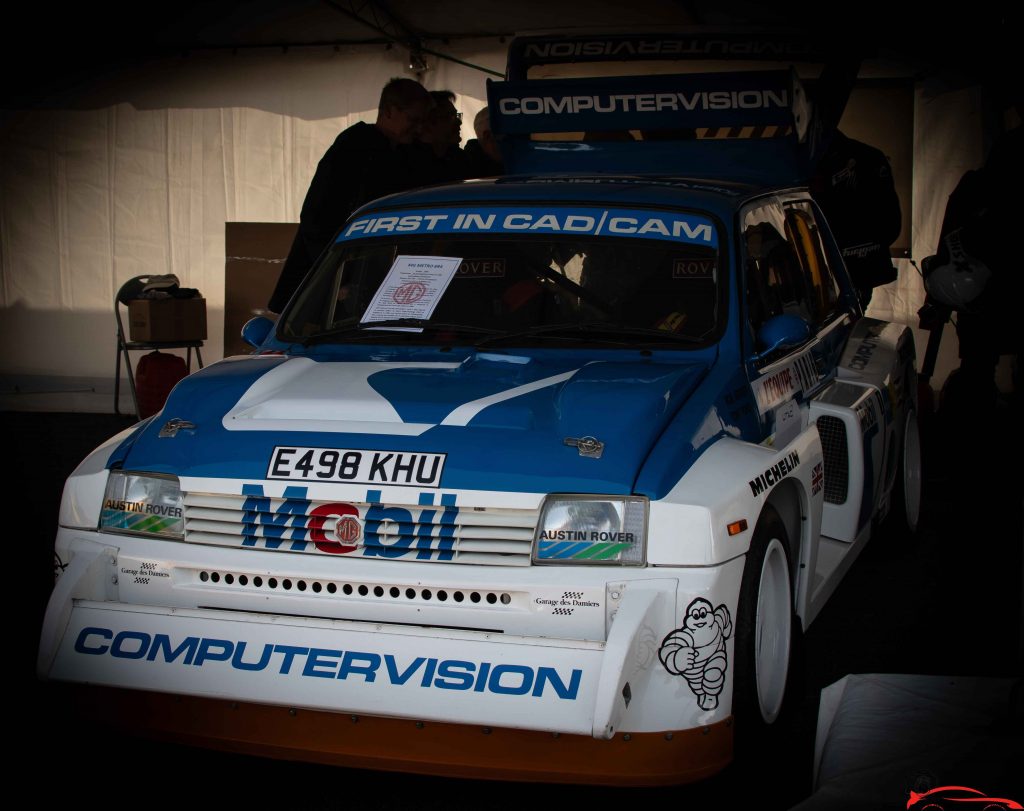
[55, 684, 733, 786]
[40, 530, 744, 782]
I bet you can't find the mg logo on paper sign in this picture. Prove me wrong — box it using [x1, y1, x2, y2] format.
[393, 282, 427, 304]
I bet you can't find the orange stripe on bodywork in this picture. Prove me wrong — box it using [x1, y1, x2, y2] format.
[61, 684, 733, 786]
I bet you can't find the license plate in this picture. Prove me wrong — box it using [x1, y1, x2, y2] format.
[267, 446, 446, 487]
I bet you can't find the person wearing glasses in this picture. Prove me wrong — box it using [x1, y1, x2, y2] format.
[269, 78, 433, 313]
[405, 89, 471, 186]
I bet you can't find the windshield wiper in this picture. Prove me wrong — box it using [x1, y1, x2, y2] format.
[303, 319, 501, 345]
[475, 320, 704, 348]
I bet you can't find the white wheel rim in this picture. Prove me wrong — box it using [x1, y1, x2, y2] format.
[903, 411, 922, 532]
[755, 538, 792, 723]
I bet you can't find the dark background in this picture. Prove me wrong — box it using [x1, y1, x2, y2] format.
[3, 1, 1020, 110]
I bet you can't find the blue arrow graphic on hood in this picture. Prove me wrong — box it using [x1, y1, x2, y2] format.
[222, 357, 581, 435]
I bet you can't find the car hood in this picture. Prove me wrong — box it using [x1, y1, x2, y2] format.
[119, 353, 711, 494]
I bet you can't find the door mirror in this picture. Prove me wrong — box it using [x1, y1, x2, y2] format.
[241, 315, 275, 348]
[752, 313, 810, 361]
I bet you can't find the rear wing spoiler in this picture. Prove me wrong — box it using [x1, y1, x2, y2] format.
[505, 32, 836, 79]
[489, 32, 860, 184]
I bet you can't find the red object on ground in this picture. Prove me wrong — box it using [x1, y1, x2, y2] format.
[135, 351, 187, 418]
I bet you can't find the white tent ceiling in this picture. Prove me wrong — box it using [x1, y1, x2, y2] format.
[8, 0, 1019, 107]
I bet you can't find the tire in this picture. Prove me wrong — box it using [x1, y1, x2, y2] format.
[893, 409, 923, 534]
[733, 506, 797, 745]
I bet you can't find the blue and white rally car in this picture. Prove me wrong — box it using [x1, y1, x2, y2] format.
[38, 34, 921, 786]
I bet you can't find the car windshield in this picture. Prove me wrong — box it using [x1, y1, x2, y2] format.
[280, 207, 721, 348]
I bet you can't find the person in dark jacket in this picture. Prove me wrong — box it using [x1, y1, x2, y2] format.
[268, 78, 432, 313]
[925, 126, 1021, 414]
[404, 89, 470, 186]
[811, 131, 902, 309]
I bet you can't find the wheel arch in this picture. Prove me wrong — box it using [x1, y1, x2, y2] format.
[759, 477, 812, 624]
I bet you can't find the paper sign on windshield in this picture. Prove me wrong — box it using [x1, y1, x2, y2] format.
[361, 255, 462, 330]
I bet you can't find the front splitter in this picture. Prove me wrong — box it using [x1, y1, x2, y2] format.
[57, 684, 733, 787]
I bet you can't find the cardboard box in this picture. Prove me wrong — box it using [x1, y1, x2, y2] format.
[128, 297, 207, 342]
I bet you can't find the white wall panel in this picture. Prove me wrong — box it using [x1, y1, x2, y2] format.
[0, 42, 502, 409]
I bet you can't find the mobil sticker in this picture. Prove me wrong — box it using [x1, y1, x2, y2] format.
[239, 485, 459, 561]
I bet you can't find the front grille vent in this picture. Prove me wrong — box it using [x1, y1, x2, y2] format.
[194, 568, 513, 606]
[816, 416, 849, 504]
[182, 492, 538, 566]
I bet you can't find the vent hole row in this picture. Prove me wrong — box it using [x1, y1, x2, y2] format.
[197, 571, 511, 604]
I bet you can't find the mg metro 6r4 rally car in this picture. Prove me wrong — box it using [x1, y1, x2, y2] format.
[38, 35, 922, 786]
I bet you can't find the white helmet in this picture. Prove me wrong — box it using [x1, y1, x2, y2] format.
[924, 228, 992, 310]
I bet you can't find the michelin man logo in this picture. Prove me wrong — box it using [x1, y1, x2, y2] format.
[658, 598, 733, 710]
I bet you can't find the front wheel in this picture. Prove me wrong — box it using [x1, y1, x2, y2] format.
[895, 409, 923, 533]
[733, 507, 797, 740]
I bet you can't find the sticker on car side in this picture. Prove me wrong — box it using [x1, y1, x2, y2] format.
[752, 350, 817, 415]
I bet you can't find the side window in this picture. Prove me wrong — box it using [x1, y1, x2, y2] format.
[743, 198, 843, 341]
[743, 200, 815, 337]
[783, 202, 841, 326]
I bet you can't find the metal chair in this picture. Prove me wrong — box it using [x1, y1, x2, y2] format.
[115, 275, 204, 419]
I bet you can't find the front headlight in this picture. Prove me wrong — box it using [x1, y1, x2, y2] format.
[99, 471, 184, 539]
[533, 495, 647, 565]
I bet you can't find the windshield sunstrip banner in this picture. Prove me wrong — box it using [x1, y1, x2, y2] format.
[339, 206, 718, 248]
[488, 71, 795, 135]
